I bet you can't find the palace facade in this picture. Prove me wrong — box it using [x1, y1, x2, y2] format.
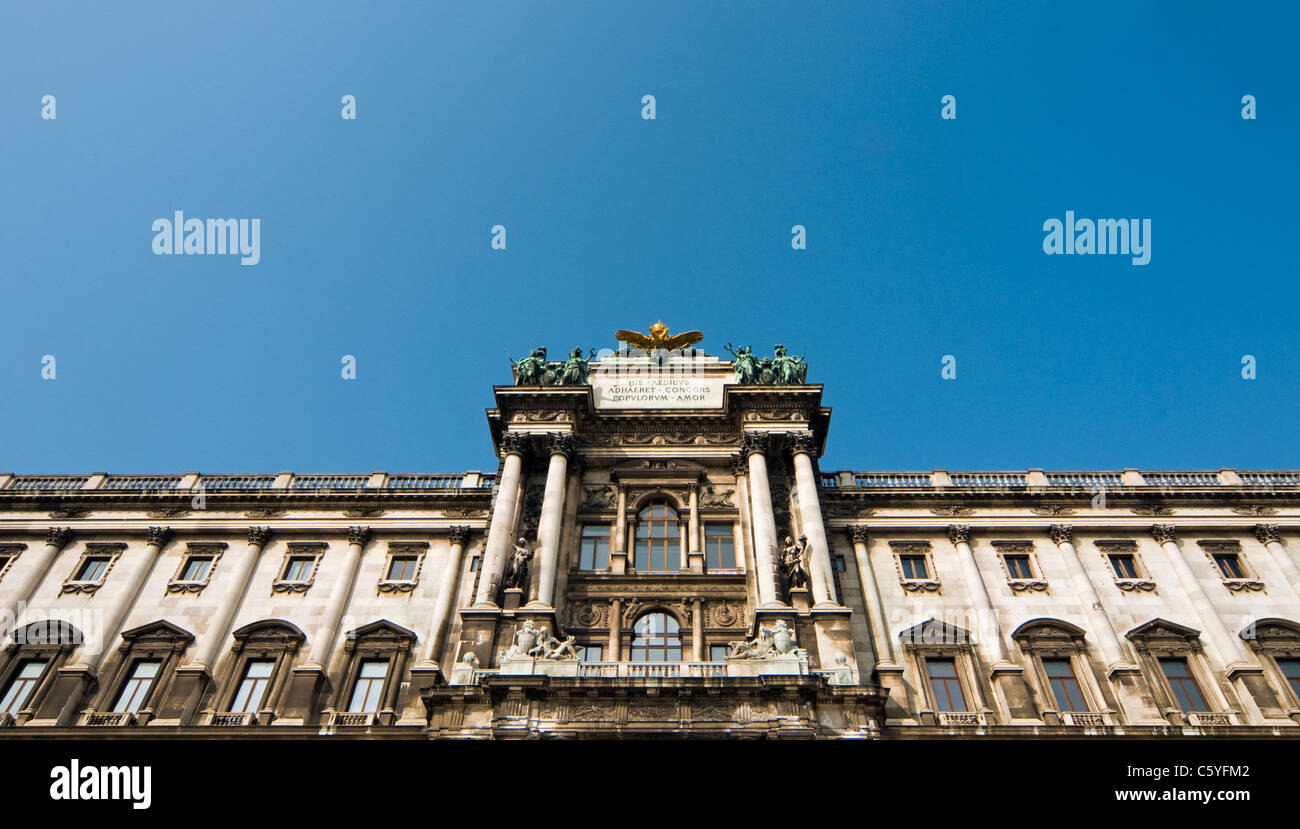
[2, 343, 1299, 739]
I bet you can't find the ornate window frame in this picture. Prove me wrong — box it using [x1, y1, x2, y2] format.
[1095, 540, 1156, 593]
[992, 540, 1048, 594]
[378, 542, 428, 593]
[0, 543, 26, 584]
[889, 541, 941, 593]
[207, 619, 306, 726]
[167, 542, 227, 594]
[899, 619, 989, 725]
[84, 620, 195, 727]
[272, 542, 326, 594]
[1197, 540, 1264, 593]
[61, 543, 126, 595]
[1126, 618, 1234, 727]
[1240, 617, 1300, 716]
[0, 620, 83, 726]
[1011, 618, 1112, 725]
[324, 620, 417, 728]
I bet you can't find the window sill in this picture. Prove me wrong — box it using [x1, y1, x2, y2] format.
[1113, 578, 1156, 593]
[166, 579, 208, 594]
[1007, 579, 1048, 593]
[1222, 578, 1265, 593]
[901, 579, 941, 593]
[61, 580, 104, 595]
[377, 579, 418, 593]
[272, 580, 313, 594]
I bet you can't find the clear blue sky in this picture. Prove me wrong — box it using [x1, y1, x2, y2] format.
[2, 2, 1296, 475]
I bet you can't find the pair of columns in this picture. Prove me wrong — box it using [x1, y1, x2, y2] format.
[475, 431, 574, 609]
[741, 431, 838, 608]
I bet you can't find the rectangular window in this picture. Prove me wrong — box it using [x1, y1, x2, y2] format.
[1108, 554, 1139, 579]
[180, 556, 213, 581]
[386, 556, 418, 581]
[1213, 553, 1245, 579]
[1159, 657, 1208, 712]
[579, 524, 610, 570]
[1276, 658, 1300, 700]
[576, 645, 602, 662]
[705, 524, 735, 569]
[230, 659, 274, 714]
[927, 659, 966, 712]
[283, 556, 316, 582]
[112, 660, 161, 714]
[835, 556, 847, 572]
[75, 557, 111, 582]
[710, 645, 730, 663]
[347, 660, 388, 714]
[1043, 658, 1088, 712]
[1, 660, 48, 715]
[899, 555, 929, 580]
[1004, 554, 1034, 579]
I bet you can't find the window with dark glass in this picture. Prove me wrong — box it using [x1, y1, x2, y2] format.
[1213, 553, 1245, 579]
[1004, 554, 1034, 579]
[75, 557, 111, 582]
[386, 556, 418, 581]
[576, 645, 602, 662]
[230, 659, 274, 714]
[112, 660, 161, 714]
[835, 556, 847, 571]
[283, 556, 316, 582]
[1043, 658, 1087, 711]
[579, 524, 610, 570]
[635, 504, 681, 571]
[347, 660, 388, 713]
[709, 645, 730, 663]
[0, 554, 13, 578]
[180, 556, 213, 581]
[1276, 658, 1300, 699]
[900, 555, 929, 580]
[630, 613, 681, 662]
[705, 523, 735, 569]
[927, 658, 966, 712]
[1, 660, 48, 715]
[1109, 554, 1139, 579]
[1159, 657, 1208, 712]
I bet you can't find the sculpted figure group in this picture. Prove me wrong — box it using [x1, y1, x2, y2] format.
[500, 620, 581, 662]
[724, 343, 808, 385]
[728, 619, 799, 660]
[510, 346, 595, 386]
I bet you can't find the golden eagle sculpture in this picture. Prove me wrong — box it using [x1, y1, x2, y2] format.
[615, 321, 703, 352]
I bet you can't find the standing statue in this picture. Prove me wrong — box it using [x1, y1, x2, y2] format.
[725, 343, 759, 384]
[503, 537, 534, 591]
[771, 344, 808, 384]
[558, 347, 595, 385]
[781, 535, 810, 594]
[510, 347, 549, 385]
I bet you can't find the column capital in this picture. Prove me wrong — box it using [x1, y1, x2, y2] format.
[847, 525, 870, 544]
[1254, 523, 1281, 545]
[247, 526, 271, 546]
[448, 525, 472, 546]
[546, 432, 576, 458]
[728, 453, 748, 476]
[788, 430, 817, 456]
[348, 525, 372, 545]
[500, 432, 530, 457]
[46, 526, 74, 549]
[1047, 524, 1073, 545]
[145, 526, 173, 547]
[1150, 524, 1177, 544]
[741, 432, 770, 457]
[947, 524, 971, 545]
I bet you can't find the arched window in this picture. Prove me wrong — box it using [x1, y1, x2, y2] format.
[630, 613, 681, 662]
[635, 503, 681, 572]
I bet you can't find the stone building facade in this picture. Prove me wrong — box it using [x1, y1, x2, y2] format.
[2, 346, 1299, 738]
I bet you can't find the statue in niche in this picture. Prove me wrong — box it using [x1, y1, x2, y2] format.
[559, 347, 596, 385]
[510, 347, 549, 385]
[725, 343, 759, 384]
[781, 535, 810, 595]
[771, 344, 807, 384]
[503, 537, 533, 592]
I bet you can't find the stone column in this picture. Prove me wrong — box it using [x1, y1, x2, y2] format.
[190, 527, 271, 673]
[1255, 525, 1300, 599]
[790, 431, 838, 606]
[743, 432, 781, 607]
[307, 526, 371, 668]
[529, 433, 573, 608]
[4, 526, 73, 625]
[608, 599, 621, 661]
[691, 598, 705, 662]
[847, 527, 895, 668]
[1047, 525, 1129, 670]
[474, 433, 528, 606]
[687, 487, 705, 573]
[1150, 525, 1251, 670]
[611, 485, 628, 574]
[418, 526, 471, 668]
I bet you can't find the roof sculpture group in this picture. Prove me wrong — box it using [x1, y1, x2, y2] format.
[507, 321, 808, 386]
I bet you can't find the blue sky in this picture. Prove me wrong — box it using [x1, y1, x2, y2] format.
[2, 2, 1296, 475]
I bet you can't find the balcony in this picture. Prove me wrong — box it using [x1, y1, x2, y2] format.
[576, 662, 727, 679]
[936, 711, 987, 727]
